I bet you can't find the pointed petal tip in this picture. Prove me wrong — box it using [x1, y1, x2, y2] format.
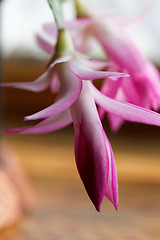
[114, 201, 118, 211]
[95, 203, 101, 212]
[111, 195, 118, 211]
[23, 117, 29, 122]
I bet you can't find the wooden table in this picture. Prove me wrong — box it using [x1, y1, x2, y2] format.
[0, 125, 160, 240]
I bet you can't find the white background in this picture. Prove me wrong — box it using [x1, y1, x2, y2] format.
[1, 0, 160, 64]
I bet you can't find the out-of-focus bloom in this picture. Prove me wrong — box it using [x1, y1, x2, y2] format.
[99, 61, 160, 131]
[40, 9, 160, 131]
[91, 16, 160, 130]
[0, 141, 35, 229]
[3, 28, 160, 211]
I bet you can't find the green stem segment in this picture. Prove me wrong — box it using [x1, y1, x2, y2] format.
[47, 0, 64, 30]
[75, 0, 89, 18]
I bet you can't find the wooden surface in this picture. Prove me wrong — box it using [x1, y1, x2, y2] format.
[0, 126, 160, 240]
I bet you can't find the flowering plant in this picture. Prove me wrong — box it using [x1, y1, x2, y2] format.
[2, 0, 160, 211]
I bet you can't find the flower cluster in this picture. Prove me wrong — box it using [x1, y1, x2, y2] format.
[3, 0, 160, 211]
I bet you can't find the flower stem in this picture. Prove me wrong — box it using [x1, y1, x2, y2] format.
[47, 0, 64, 30]
[75, 0, 89, 18]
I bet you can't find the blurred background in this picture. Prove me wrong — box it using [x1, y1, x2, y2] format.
[1, 0, 160, 239]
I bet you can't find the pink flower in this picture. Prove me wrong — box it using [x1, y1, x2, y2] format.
[91, 17, 160, 130]
[3, 29, 160, 212]
[99, 62, 160, 131]
[40, 14, 160, 131]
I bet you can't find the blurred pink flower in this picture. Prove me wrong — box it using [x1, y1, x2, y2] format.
[3, 28, 160, 211]
[91, 16, 160, 130]
[40, 14, 160, 131]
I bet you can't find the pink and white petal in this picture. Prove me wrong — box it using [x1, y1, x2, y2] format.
[42, 22, 58, 38]
[107, 113, 125, 133]
[93, 21, 147, 73]
[73, 120, 108, 212]
[43, 18, 91, 37]
[92, 85, 160, 126]
[106, 88, 127, 132]
[79, 57, 112, 70]
[50, 72, 60, 94]
[36, 34, 55, 55]
[70, 82, 110, 211]
[104, 133, 118, 210]
[23, 110, 72, 134]
[4, 127, 27, 134]
[5, 110, 72, 134]
[98, 78, 122, 120]
[65, 18, 92, 31]
[2, 70, 51, 92]
[24, 65, 82, 121]
[2, 55, 72, 92]
[121, 78, 142, 106]
[49, 55, 73, 68]
[144, 62, 160, 97]
[70, 60, 128, 81]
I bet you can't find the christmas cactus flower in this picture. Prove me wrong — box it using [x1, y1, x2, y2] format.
[3, 27, 160, 211]
[40, 0, 160, 132]
[3, 0, 160, 212]
[3, 28, 127, 211]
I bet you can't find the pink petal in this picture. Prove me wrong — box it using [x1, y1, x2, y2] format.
[78, 57, 112, 70]
[107, 113, 124, 133]
[65, 18, 92, 31]
[107, 89, 127, 132]
[5, 110, 72, 134]
[1, 71, 50, 92]
[36, 34, 55, 55]
[98, 77, 122, 119]
[92, 85, 160, 126]
[121, 78, 143, 106]
[70, 81, 117, 211]
[70, 60, 128, 81]
[2, 56, 72, 93]
[50, 72, 60, 94]
[43, 22, 58, 38]
[24, 63, 82, 121]
[73, 120, 108, 212]
[104, 133, 118, 210]
[94, 21, 147, 73]
[43, 18, 91, 37]
[49, 55, 73, 68]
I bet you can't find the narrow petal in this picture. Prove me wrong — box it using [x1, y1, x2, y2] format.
[50, 72, 60, 94]
[36, 34, 55, 55]
[73, 120, 108, 212]
[70, 60, 128, 81]
[107, 113, 124, 133]
[1, 71, 50, 92]
[43, 18, 91, 37]
[70, 81, 116, 211]
[93, 20, 147, 73]
[78, 56, 111, 70]
[49, 55, 73, 68]
[1, 56, 72, 92]
[92, 85, 160, 126]
[24, 64, 82, 121]
[98, 77, 122, 119]
[104, 133, 118, 210]
[5, 110, 72, 134]
[43, 22, 58, 38]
